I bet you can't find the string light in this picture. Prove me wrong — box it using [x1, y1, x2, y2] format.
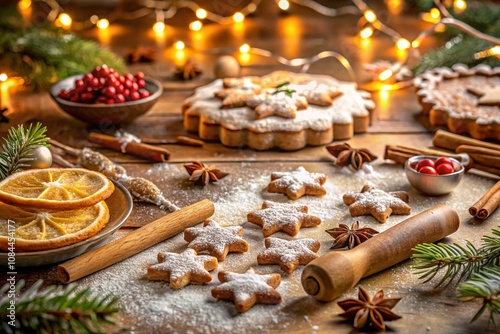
[57, 13, 72, 28]
[239, 44, 251, 54]
[195, 8, 208, 19]
[278, 0, 290, 11]
[233, 12, 245, 23]
[360, 27, 373, 39]
[189, 20, 203, 31]
[378, 69, 393, 81]
[96, 18, 109, 30]
[363, 10, 377, 23]
[473, 45, 500, 60]
[0, 74, 8, 82]
[153, 21, 165, 33]
[175, 41, 185, 51]
[18, 0, 31, 10]
[454, 0, 466, 13]
[396, 38, 410, 50]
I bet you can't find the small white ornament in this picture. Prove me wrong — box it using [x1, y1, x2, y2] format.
[214, 55, 240, 78]
[26, 145, 52, 169]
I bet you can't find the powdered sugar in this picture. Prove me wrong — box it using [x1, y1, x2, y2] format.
[270, 166, 326, 197]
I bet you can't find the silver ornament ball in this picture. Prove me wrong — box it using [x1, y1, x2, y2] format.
[214, 55, 240, 78]
[27, 145, 53, 169]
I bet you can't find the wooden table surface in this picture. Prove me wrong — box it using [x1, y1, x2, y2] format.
[1, 1, 499, 333]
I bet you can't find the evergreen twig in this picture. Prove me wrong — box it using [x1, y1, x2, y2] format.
[0, 122, 49, 180]
[0, 279, 121, 334]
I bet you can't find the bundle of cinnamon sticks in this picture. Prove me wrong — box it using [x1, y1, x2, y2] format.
[469, 181, 500, 220]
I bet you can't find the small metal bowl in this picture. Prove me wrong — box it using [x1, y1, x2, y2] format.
[50, 74, 162, 125]
[404, 155, 465, 196]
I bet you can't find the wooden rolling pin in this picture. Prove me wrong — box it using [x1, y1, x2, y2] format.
[301, 204, 459, 302]
[57, 198, 214, 283]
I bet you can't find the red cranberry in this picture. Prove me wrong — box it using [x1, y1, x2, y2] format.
[139, 89, 150, 99]
[129, 91, 140, 101]
[436, 163, 454, 175]
[135, 72, 145, 80]
[416, 159, 435, 171]
[434, 157, 453, 168]
[418, 166, 437, 175]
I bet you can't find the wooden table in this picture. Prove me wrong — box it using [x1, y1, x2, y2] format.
[1, 1, 498, 333]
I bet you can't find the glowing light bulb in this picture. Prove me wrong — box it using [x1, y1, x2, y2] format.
[196, 8, 208, 19]
[239, 44, 250, 53]
[491, 45, 500, 55]
[19, 0, 31, 10]
[190, 20, 202, 31]
[278, 0, 290, 11]
[175, 41, 185, 50]
[360, 27, 373, 39]
[430, 8, 440, 19]
[454, 0, 466, 12]
[364, 10, 377, 23]
[233, 12, 245, 23]
[153, 21, 165, 33]
[0, 73, 8, 82]
[396, 38, 410, 50]
[96, 18, 109, 30]
[58, 13, 72, 28]
[378, 69, 393, 81]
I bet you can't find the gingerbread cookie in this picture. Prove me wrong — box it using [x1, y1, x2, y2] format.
[215, 78, 261, 109]
[267, 166, 326, 200]
[246, 91, 308, 119]
[247, 200, 322, 236]
[343, 185, 411, 223]
[147, 249, 218, 289]
[182, 71, 375, 150]
[257, 237, 320, 274]
[414, 64, 500, 141]
[211, 267, 282, 313]
[184, 219, 249, 261]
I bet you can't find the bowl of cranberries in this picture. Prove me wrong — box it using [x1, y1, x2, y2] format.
[404, 155, 465, 196]
[50, 65, 162, 125]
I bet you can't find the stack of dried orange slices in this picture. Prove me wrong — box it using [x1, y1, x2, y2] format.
[0, 168, 114, 252]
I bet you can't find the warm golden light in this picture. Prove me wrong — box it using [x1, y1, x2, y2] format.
[360, 27, 373, 39]
[175, 41, 185, 50]
[96, 18, 109, 30]
[378, 69, 393, 81]
[411, 40, 420, 48]
[233, 12, 245, 23]
[278, 0, 290, 11]
[491, 45, 500, 55]
[454, 0, 467, 12]
[430, 8, 440, 19]
[153, 21, 165, 33]
[189, 20, 202, 31]
[0, 73, 8, 82]
[396, 38, 410, 50]
[196, 8, 208, 19]
[364, 10, 377, 23]
[239, 44, 250, 54]
[18, 0, 31, 10]
[58, 13, 72, 28]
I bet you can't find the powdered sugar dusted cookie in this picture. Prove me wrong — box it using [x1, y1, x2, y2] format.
[246, 91, 308, 119]
[211, 267, 282, 313]
[267, 166, 326, 200]
[414, 64, 500, 141]
[247, 200, 322, 236]
[184, 219, 249, 261]
[343, 184, 411, 223]
[257, 237, 320, 273]
[182, 71, 375, 150]
[147, 248, 218, 289]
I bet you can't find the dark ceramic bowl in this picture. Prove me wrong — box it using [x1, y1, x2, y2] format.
[50, 74, 162, 125]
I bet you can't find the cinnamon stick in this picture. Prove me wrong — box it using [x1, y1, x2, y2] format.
[469, 180, 500, 217]
[432, 130, 500, 152]
[384, 145, 471, 169]
[456, 145, 500, 157]
[473, 163, 500, 177]
[477, 189, 500, 220]
[140, 135, 204, 147]
[88, 132, 171, 162]
[57, 198, 214, 283]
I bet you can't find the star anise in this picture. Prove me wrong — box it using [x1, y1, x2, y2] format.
[126, 45, 156, 63]
[325, 221, 378, 249]
[174, 60, 203, 80]
[184, 161, 228, 186]
[326, 143, 377, 170]
[337, 287, 402, 331]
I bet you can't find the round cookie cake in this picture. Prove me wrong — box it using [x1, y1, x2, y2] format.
[182, 71, 375, 151]
[414, 64, 500, 141]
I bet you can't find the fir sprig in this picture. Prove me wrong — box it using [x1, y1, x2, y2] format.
[0, 122, 49, 180]
[0, 279, 121, 334]
[272, 81, 296, 97]
[457, 266, 500, 325]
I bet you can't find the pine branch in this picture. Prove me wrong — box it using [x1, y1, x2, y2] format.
[0, 122, 49, 180]
[457, 266, 500, 326]
[0, 280, 121, 334]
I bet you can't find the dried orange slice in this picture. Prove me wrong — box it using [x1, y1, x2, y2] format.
[0, 168, 114, 210]
[0, 200, 109, 252]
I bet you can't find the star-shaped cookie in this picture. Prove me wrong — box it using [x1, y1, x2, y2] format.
[257, 237, 320, 274]
[343, 184, 411, 223]
[290, 82, 343, 106]
[467, 86, 500, 106]
[184, 219, 249, 261]
[211, 267, 282, 313]
[246, 91, 308, 119]
[147, 248, 218, 289]
[267, 166, 327, 200]
[215, 79, 261, 109]
[247, 201, 322, 236]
